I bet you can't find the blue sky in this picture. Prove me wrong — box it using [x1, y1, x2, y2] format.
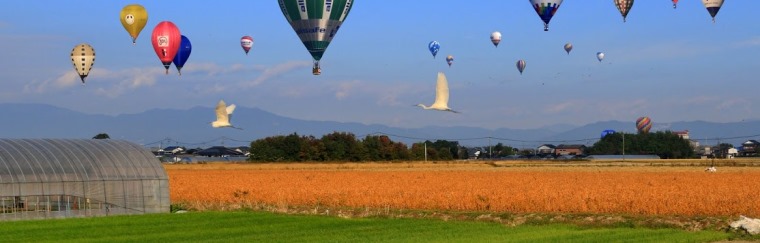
[1, 1, 758, 131]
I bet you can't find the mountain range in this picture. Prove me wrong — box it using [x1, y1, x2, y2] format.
[2, 103, 759, 148]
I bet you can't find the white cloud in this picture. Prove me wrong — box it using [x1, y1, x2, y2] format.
[181, 62, 262, 76]
[91, 68, 164, 98]
[333, 80, 359, 100]
[23, 67, 163, 97]
[23, 71, 80, 93]
[735, 36, 760, 47]
[246, 61, 312, 87]
[544, 100, 581, 113]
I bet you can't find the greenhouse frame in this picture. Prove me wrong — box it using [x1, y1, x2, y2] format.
[0, 138, 169, 220]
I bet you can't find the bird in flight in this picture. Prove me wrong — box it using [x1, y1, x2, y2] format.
[211, 99, 242, 129]
[416, 72, 459, 113]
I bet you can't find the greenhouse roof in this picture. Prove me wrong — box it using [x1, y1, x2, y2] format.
[0, 139, 167, 184]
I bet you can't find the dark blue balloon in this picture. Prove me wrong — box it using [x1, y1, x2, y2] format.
[428, 41, 440, 58]
[173, 35, 192, 75]
[601, 129, 616, 138]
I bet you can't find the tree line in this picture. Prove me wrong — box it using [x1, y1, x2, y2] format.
[247, 130, 702, 162]
[587, 131, 695, 159]
[247, 132, 517, 162]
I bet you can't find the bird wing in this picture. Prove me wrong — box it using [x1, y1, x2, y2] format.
[226, 104, 236, 121]
[432, 72, 449, 107]
[226, 104, 236, 115]
[215, 100, 229, 123]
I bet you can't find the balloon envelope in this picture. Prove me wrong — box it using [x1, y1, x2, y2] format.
[516, 59, 526, 74]
[278, 0, 353, 74]
[564, 43, 573, 54]
[601, 129, 616, 138]
[490, 31, 502, 47]
[614, 0, 634, 22]
[240, 36, 253, 55]
[446, 55, 454, 67]
[702, 0, 724, 22]
[636, 117, 652, 133]
[120, 4, 148, 44]
[151, 21, 181, 74]
[173, 35, 192, 75]
[70, 43, 95, 83]
[596, 52, 605, 62]
[428, 41, 440, 58]
[530, 0, 563, 31]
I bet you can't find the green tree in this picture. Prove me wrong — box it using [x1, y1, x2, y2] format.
[321, 132, 365, 161]
[362, 135, 382, 161]
[437, 147, 453, 160]
[392, 142, 410, 161]
[92, 133, 110, 139]
[431, 140, 461, 159]
[492, 143, 515, 157]
[588, 131, 694, 159]
[410, 143, 426, 161]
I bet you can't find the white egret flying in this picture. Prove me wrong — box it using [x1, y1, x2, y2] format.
[416, 72, 459, 113]
[211, 100, 242, 129]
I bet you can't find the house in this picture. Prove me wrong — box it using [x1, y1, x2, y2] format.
[196, 146, 245, 157]
[536, 144, 556, 155]
[162, 146, 186, 155]
[740, 140, 760, 156]
[554, 144, 586, 156]
[673, 130, 690, 140]
[234, 146, 251, 156]
[727, 148, 739, 159]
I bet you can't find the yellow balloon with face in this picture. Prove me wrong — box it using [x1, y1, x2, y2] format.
[119, 4, 148, 45]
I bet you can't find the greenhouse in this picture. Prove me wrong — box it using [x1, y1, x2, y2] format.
[0, 138, 169, 221]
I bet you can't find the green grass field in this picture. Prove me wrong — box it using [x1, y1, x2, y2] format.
[0, 211, 737, 242]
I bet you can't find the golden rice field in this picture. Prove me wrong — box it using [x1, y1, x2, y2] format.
[166, 160, 760, 217]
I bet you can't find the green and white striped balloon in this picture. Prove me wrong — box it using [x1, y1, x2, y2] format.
[278, 0, 353, 61]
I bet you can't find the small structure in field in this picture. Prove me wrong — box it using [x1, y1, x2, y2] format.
[730, 215, 760, 235]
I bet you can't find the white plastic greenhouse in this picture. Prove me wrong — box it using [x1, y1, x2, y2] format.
[0, 139, 169, 220]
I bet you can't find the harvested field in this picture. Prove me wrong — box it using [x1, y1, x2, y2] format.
[167, 160, 760, 218]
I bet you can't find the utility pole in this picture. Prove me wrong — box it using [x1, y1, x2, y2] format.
[622, 133, 626, 161]
[424, 142, 427, 162]
[489, 137, 492, 159]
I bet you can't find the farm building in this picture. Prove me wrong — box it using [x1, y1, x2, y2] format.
[0, 139, 169, 221]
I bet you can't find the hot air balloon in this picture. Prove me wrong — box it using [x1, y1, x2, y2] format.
[614, 0, 634, 22]
[702, 0, 724, 23]
[278, 0, 354, 75]
[672, 0, 679, 9]
[119, 4, 148, 45]
[530, 0, 563, 31]
[564, 43, 573, 54]
[516, 59, 526, 75]
[446, 55, 454, 67]
[601, 129, 616, 138]
[428, 41, 440, 58]
[490, 31, 502, 47]
[173, 35, 192, 75]
[636, 116, 652, 133]
[151, 21, 181, 74]
[70, 43, 95, 84]
[240, 36, 253, 55]
[596, 52, 605, 62]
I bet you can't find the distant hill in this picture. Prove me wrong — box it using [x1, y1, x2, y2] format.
[1, 103, 758, 148]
